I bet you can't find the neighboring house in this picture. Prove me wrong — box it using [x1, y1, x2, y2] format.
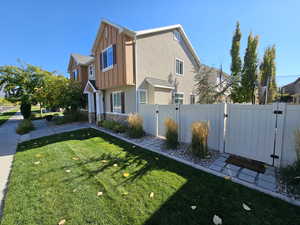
[68, 19, 223, 123]
[68, 53, 95, 88]
[282, 77, 300, 104]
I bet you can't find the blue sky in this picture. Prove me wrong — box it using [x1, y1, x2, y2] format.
[0, 0, 299, 86]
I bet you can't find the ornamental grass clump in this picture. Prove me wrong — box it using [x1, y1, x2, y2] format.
[190, 121, 209, 158]
[281, 129, 300, 196]
[127, 114, 145, 138]
[164, 118, 179, 149]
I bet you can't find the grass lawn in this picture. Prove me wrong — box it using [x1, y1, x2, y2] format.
[0, 107, 18, 126]
[1, 129, 299, 225]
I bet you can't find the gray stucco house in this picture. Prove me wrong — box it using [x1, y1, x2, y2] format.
[68, 19, 226, 123]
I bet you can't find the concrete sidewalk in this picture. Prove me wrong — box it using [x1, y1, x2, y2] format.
[0, 112, 22, 216]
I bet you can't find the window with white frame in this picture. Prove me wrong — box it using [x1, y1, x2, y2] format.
[190, 94, 195, 104]
[173, 30, 181, 41]
[174, 92, 184, 104]
[101, 45, 114, 71]
[138, 89, 147, 104]
[88, 64, 95, 80]
[175, 59, 183, 75]
[112, 91, 122, 113]
[73, 69, 78, 80]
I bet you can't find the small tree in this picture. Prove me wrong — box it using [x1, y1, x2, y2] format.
[259, 46, 277, 104]
[230, 21, 243, 103]
[241, 33, 259, 103]
[0, 63, 47, 118]
[194, 65, 231, 104]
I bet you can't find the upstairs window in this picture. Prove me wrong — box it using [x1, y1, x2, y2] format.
[88, 64, 95, 80]
[173, 92, 184, 104]
[175, 59, 184, 76]
[73, 69, 78, 80]
[100, 45, 116, 72]
[138, 89, 147, 104]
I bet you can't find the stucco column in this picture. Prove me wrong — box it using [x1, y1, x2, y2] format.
[88, 93, 95, 123]
[96, 92, 103, 122]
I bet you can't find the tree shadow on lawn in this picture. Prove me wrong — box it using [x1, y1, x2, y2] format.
[17, 128, 300, 225]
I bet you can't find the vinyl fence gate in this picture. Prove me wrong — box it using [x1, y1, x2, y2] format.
[224, 103, 286, 167]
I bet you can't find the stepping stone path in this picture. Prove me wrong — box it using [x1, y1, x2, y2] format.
[209, 155, 277, 192]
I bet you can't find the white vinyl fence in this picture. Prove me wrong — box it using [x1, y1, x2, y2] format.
[139, 103, 300, 167]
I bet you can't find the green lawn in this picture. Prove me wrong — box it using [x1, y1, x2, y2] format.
[1, 129, 299, 225]
[0, 107, 18, 126]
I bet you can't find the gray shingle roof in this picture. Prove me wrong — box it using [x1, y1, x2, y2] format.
[145, 77, 174, 89]
[71, 53, 94, 65]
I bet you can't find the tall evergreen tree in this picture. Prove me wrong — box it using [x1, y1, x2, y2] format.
[241, 33, 259, 103]
[230, 21, 243, 102]
[259, 46, 277, 104]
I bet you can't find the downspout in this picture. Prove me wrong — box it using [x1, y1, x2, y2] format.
[134, 36, 138, 113]
[103, 90, 106, 120]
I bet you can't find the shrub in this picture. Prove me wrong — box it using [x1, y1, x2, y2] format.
[112, 123, 127, 133]
[164, 118, 179, 149]
[16, 119, 35, 134]
[127, 114, 144, 138]
[280, 129, 300, 196]
[54, 111, 87, 125]
[190, 121, 209, 158]
[101, 120, 117, 130]
[20, 102, 31, 119]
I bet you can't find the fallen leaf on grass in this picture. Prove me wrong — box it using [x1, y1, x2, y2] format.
[242, 203, 251, 211]
[123, 172, 130, 177]
[213, 215, 222, 225]
[97, 192, 103, 196]
[72, 157, 80, 161]
[149, 192, 154, 198]
[58, 219, 66, 225]
[65, 170, 71, 173]
[34, 161, 40, 165]
[191, 205, 197, 210]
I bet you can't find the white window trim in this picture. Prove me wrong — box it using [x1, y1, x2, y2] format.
[175, 58, 184, 76]
[112, 91, 122, 113]
[173, 92, 184, 104]
[138, 89, 148, 104]
[101, 45, 114, 72]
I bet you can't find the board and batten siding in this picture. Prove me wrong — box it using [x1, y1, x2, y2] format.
[94, 23, 135, 90]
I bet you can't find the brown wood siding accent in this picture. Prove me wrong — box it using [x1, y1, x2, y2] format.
[94, 23, 135, 90]
[79, 66, 88, 88]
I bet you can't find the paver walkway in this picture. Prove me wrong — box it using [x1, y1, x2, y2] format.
[19, 120, 90, 143]
[0, 112, 22, 216]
